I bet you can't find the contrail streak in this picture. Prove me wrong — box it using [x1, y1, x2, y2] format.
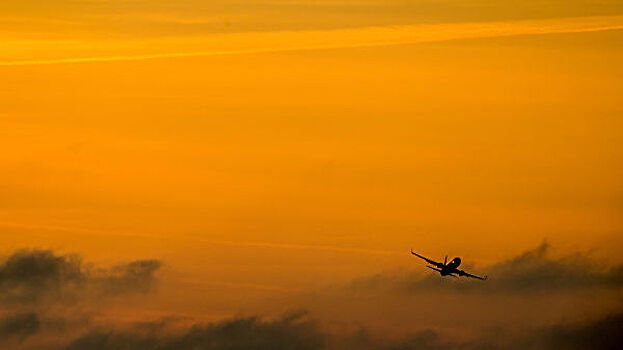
[1, 16, 621, 66]
[197, 239, 402, 256]
[0, 221, 402, 256]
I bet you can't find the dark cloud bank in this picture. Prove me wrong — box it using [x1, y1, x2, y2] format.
[55, 311, 623, 350]
[1, 309, 621, 350]
[0, 249, 161, 305]
[0, 313, 39, 341]
[0, 249, 161, 346]
[1, 244, 621, 350]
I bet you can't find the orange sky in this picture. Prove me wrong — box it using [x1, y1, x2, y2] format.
[0, 1, 622, 349]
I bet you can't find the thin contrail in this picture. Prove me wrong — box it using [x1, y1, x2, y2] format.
[0, 221, 402, 256]
[197, 239, 402, 256]
[1, 17, 622, 66]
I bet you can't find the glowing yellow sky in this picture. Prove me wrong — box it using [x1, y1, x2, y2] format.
[1, 0, 622, 327]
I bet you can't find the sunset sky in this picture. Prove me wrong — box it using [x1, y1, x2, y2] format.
[1, 1, 622, 349]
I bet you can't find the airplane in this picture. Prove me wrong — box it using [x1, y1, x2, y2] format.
[410, 250, 488, 280]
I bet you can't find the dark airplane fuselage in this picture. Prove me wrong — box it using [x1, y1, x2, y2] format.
[440, 257, 461, 275]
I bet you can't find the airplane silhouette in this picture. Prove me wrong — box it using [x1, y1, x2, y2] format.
[411, 250, 487, 280]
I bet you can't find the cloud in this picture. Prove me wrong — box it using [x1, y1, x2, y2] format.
[62, 311, 324, 350]
[94, 259, 162, 296]
[0, 311, 96, 346]
[0, 249, 161, 305]
[481, 241, 623, 292]
[0, 246, 619, 350]
[535, 312, 623, 350]
[353, 241, 623, 294]
[0, 313, 40, 341]
[367, 312, 623, 350]
[0, 249, 84, 304]
[54, 310, 623, 350]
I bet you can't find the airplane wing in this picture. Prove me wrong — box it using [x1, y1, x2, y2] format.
[457, 270, 488, 280]
[425, 265, 442, 273]
[426, 266, 459, 278]
[410, 250, 444, 268]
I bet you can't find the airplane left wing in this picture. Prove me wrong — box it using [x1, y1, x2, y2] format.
[457, 270, 487, 280]
[410, 250, 444, 268]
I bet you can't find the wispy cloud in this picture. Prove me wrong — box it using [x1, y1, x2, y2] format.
[350, 241, 623, 293]
[1, 16, 621, 66]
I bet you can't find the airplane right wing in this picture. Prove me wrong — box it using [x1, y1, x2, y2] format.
[457, 270, 488, 280]
[410, 250, 444, 268]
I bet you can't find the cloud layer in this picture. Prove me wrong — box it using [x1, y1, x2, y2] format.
[0, 249, 161, 305]
[1, 245, 621, 349]
[0, 313, 39, 341]
[63, 312, 324, 350]
[351, 241, 623, 294]
[55, 310, 623, 350]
